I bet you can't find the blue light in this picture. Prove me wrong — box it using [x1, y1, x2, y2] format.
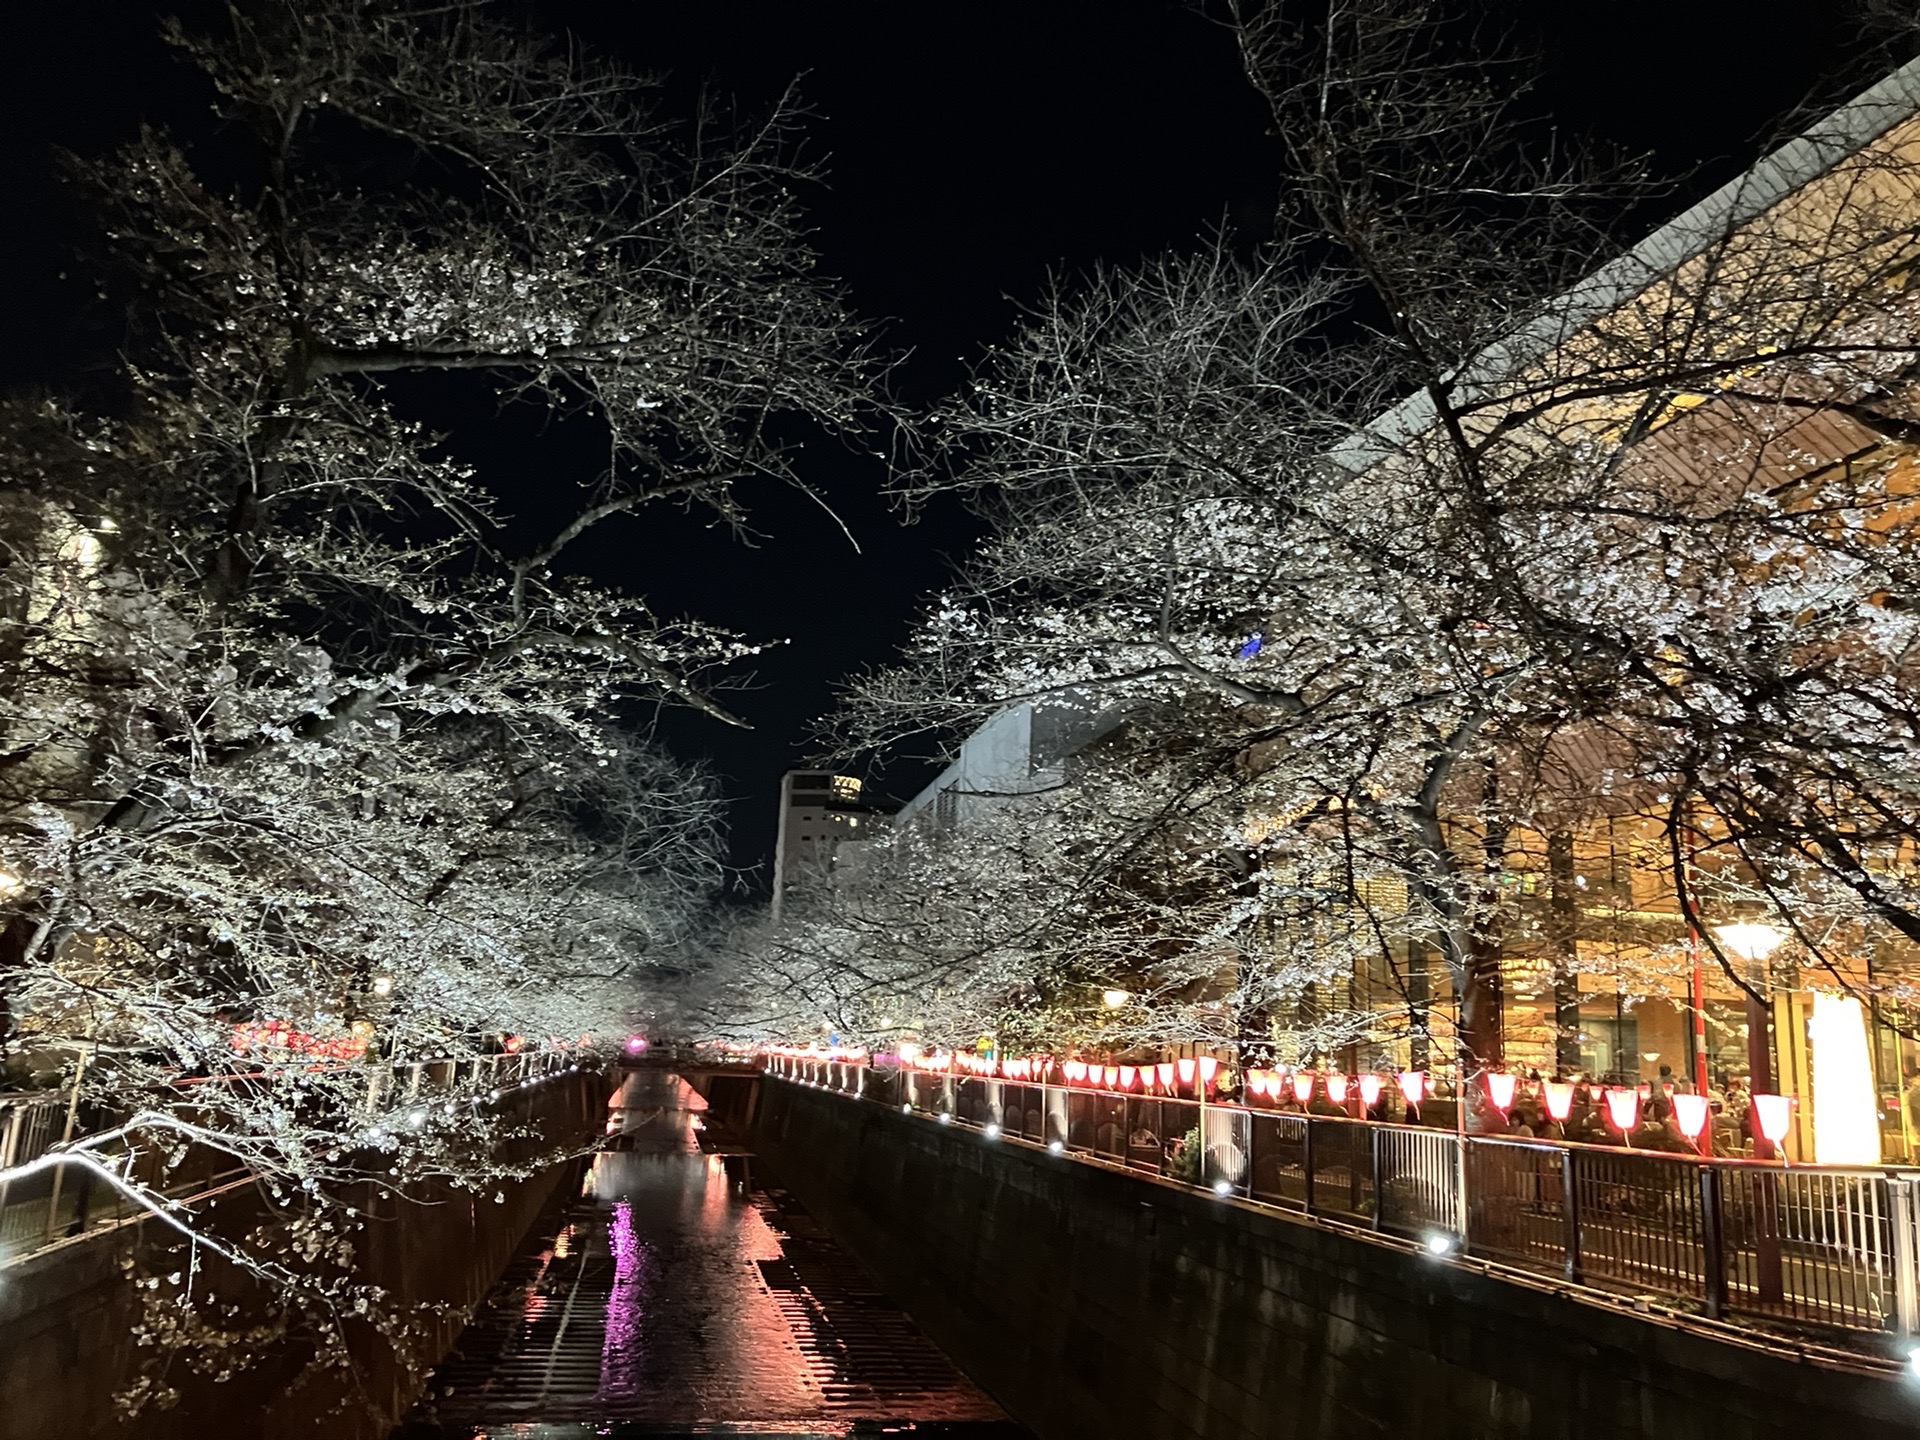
[1237, 631, 1264, 659]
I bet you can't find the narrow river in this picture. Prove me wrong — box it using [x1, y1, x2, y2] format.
[394, 1071, 1026, 1439]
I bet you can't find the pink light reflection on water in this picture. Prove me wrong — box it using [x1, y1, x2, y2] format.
[597, 1199, 643, 1400]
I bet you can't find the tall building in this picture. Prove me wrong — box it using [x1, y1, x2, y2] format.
[771, 770, 882, 920]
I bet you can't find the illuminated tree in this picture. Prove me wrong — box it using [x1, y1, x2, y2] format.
[0, 0, 880, 1410]
[825, 0, 1920, 1100]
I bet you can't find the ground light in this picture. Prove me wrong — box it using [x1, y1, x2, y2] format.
[1048, 1140, 1064, 1155]
[937, 1112, 952, 1125]
[1425, 1234, 1456, 1257]
[1907, 1347, 1920, 1381]
[901, 1103, 913, 1114]
[1212, 1179, 1233, 1197]
[983, 1122, 1001, 1139]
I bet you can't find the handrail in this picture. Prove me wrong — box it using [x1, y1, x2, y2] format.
[0, 1049, 588, 1267]
[763, 1051, 1920, 1359]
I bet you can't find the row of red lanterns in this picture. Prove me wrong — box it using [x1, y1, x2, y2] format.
[772, 1046, 1798, 1148]
[1243, 1069, 1798, 1146]
[1059, 1057, 1220, 1090]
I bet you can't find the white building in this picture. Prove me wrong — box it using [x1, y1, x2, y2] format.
[770, 770, 882, 920]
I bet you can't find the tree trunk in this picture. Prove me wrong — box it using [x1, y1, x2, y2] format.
[1548, 831, 1582, 1076]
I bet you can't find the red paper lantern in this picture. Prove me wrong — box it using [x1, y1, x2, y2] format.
[1397, 1071, 1425, 1107]
[1118, 1065, 1137, 1089]
[1603, 1087, 1641, 1133]
[1752, 1093, 1794, 1147]
[1176, 1058, 1198, 1086]
[1157, 1062, 1176, 1088]
[1357, 1073, 1383, 1109]
[1102, 1066, 1120, 1089]
[1292, 1072, 1316, 1105]
[1197, 1056, 1219, 1088]
[1064, 1060, 1087, 1083]
[1672, 1092, 1710, 1141]
[1542, 1081, 1575, 1124]
[1486, 1072, 1517, 1113]
[1325, 1073, 1349, 1105]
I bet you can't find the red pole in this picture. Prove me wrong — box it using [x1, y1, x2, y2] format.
[1690, 940, 1710, 1098]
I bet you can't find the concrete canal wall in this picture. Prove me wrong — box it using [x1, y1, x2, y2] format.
[0, 1068, 611, 1440]
[745, 1076, 1920, 1440]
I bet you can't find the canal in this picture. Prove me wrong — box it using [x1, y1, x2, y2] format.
[393, 1071, 1026, 1439]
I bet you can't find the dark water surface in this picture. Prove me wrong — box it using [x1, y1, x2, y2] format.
[394, 1072, 1025, 1440]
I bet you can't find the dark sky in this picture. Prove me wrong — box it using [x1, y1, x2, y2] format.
[0, 1, 1872, 886]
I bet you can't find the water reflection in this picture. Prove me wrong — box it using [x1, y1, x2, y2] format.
[399, 1071, 1019, 1438]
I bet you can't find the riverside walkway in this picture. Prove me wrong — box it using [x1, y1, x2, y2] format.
[393, 1070, 1025, 1439]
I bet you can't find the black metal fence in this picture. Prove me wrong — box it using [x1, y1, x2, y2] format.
[768, 1054, 1920, 1345]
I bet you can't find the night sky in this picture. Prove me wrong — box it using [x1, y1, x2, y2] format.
[0, 1, 1872, 887]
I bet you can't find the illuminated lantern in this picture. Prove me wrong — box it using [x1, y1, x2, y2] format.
[1157, 1062, 1176, 1089]
[1637, 1082, 1652, 1100]
[1357, 1074, 1383, 1109]
[1065, 1060, 1087, 1083]
[1176, 1058, 1198, 1086]
[1118, 1065, 1137, 1090]
[1752, 1093, 1795, 1149]
[1325, 1073, 1349, 1105]
[1542, 1081, 1576, 1124]
[1672, 1092, 1711, 1142]
[1102, 1066, 1120, 1089]
[1485, 1072, 1517, 1114]
[1197, 1056, 1219, 1089]
[1603, 1087, 1641, 1133]
[504, 1035, 524, 1054]
[1292, 1072, 1316, 1105]
[1397, 1071, 1425, 1108]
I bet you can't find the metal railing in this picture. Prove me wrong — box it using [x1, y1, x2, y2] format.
[764, 1053, 1920, 1349]
[0, 1049, 582, 1266]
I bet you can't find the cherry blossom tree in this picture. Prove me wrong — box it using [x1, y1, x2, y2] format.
[815, 0, 1920, 1100]
[0, 0, 882, 1410]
